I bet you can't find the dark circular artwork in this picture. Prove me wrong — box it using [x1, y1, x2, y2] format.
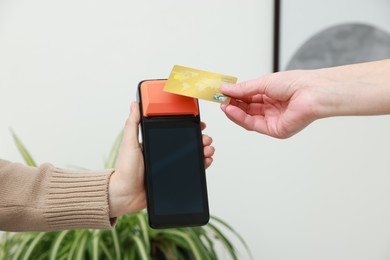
[286, 23, 390, 70]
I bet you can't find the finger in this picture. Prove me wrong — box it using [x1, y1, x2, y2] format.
[229, 99, 249, 112]
[231, 100, 268, 116]
[202, 134, 213, 147]
[204, 157, 213, 169]
[221, 103, 228, 112]
[221, 75, 271, 100]
[248, 93, 266, 103]
[203, 145, 215, 158]
[222, 104, 268, 134]
[122, 102, 141, 150]
[232, 93, 266, 104]
[201, 121, 207, 131]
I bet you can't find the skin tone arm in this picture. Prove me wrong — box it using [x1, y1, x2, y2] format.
[220, 59, 390, 139]
[108, 102, 215, 218]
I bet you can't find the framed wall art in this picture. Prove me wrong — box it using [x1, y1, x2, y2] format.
[273, 0, 390, 72]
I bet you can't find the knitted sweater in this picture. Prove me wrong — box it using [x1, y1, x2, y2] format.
[0, 159, 116, 232]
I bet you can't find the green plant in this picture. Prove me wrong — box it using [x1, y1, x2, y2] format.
[0, 131, 251, 260]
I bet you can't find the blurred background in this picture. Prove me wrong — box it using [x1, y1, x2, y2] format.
[1, 1, 390, 259]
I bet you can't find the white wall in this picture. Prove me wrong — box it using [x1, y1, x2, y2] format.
[1, 1, 390, 260]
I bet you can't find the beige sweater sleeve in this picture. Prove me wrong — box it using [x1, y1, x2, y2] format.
[0, 159, 116, 232]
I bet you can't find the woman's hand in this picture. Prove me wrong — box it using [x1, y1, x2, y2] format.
[109, 102, 215, 218]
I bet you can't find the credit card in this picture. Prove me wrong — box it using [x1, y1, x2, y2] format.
[164, 65, 237, 104]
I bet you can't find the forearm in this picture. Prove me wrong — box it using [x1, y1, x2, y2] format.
[310, 59, 390, 118]
[0, 159, 116, 232]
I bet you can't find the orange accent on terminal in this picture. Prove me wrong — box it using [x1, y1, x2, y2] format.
[140, 80, 199, 117]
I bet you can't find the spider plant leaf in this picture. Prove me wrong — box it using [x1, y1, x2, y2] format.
[57, 254, 70, 260]
[123, 245, 136, 260]
[129, 245, 136, 260]
[161, 230, 202, 260]
[57, 241, 72, 259]
[75, 232, 88, 260]
[207, 223, 237, 260]
[0, 232, 9, 259]
[50, 230, 70, 260]
[36, 251, 50, 260]
[157, 233, 189, 251]
[92, 230, 101, 260]
[99, 240, 114, 260]
[211, 216, 252, 258]
[10, 129, 36, 167]
[162, 236, 192, 260]
[191, 228, 218, 259]
[111, 228, 121, 260]
[5, 233, 23, 256]
[202, 233, 217, 260]
[12, 234, 32, 260]
[154, 242, 170, 260]
[184, 228, 211, 260]
[105, 131, 123, 169]
[67, 231, 83, 260]
[136, 212, 150, 253]
[22, 232, 45, 260]
[123, 251, 130, 260]
[131, 235, 150, 260]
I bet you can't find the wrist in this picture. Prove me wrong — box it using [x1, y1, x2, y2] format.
[108, 170, 146, 218]
[303, 67, 364, 119]
[108, 172, 131, 218]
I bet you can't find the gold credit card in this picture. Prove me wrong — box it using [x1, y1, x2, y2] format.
[164, 65, 237, 104]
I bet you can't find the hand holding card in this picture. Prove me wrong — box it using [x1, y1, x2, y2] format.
[164, 65, 237, 104]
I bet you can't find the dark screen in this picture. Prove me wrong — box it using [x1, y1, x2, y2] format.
[147, 126, 204, 215]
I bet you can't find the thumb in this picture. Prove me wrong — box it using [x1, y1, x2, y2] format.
[122, 102, 141, 150]
[221, 75, 271, 100]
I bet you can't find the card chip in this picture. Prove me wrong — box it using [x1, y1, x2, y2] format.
[212, 94, 228, 102]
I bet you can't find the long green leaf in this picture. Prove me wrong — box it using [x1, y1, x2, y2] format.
[36, 251, 50, 260]
[211, 216, 252, 258]
[207, 223, 237, 260]
[111, 229, 121, 260]
[157, 234, 189, 250]
[131, 235, 150, 260]
[161, 230, 202, 260]
[22, 232, 45, 260]
[56, 255, 68, 260]
[5, 233, 23, 257]
[92, 230, 101, 260]
[67, 231, 83, 260]
[75, 232, 88, 260]
[136, 212, 150, 253]
[12, 234, 32, 260]
[105, 131, 123, 168]
[57, 254, 70, 260]
[56, 242, 73, 259]
[128, 243, 137, 260]
[10, 129, 36, 167]
[123, 251, 130, 260]
[99, 241, 114, 260]
[185, 228, 212, 260]
[50, 230, 70, 260]
[157, 240, 180, 260]
[202, 233, 217, 260]
[0, 232, 9, 259]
